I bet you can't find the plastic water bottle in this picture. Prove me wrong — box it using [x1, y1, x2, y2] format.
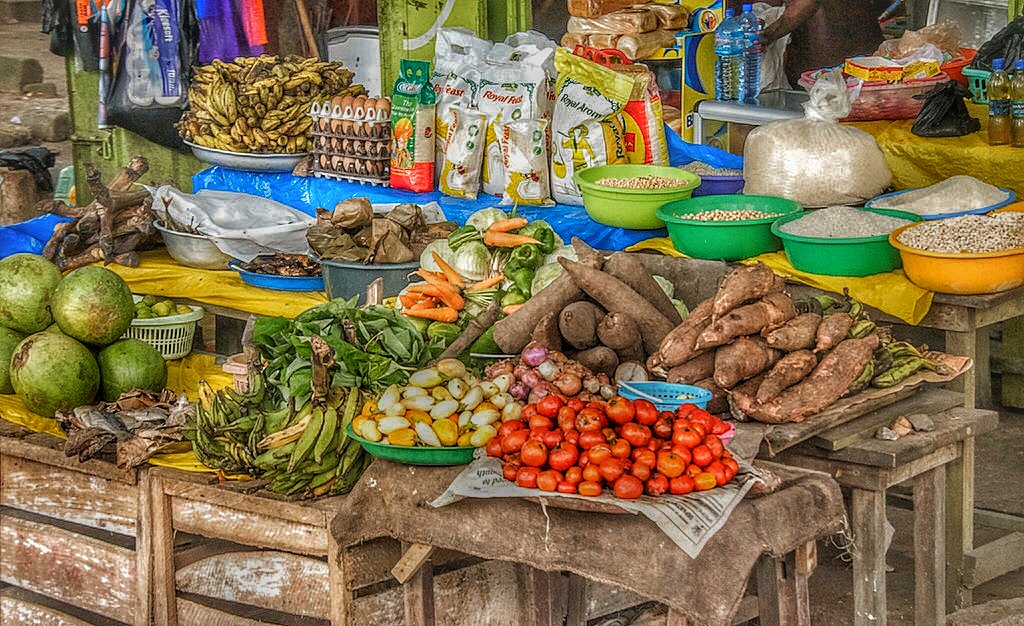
[988, 58, 1011, 146]
[54, 165, 75, 205]
[714, 9, 744, 102]
[738, 3, 762, 102]
[1011, 59, 1024, 147]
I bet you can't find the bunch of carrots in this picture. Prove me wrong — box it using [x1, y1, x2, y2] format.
[400, 217, 542, 323]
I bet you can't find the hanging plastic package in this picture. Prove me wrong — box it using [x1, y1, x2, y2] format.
[431, 28, 491, 181]
[439, 107, 487, 200]
[390, 60, 437, 193]
[196, 0, 265, 63]
[42, 0, 73, 57]
[549, 47, 634, 205]
[742, 69, 892, 207]
[498, 118, 553, 206]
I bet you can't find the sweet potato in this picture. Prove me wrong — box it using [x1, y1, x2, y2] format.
[650, 298, 714, 370]
[558, 258, 675, 354]
[815, 312, 854, 353]
[764, 312, 821, 352]
[732, 334, 880, 424]
[603, 252, 681, 324]
[713, 336, 780, 389]
[559, 301, 603, 350]
[712, 263, 783, 320]
[726, 373, 767, 421]
[531, 311, 562, 351]
[695, 292, 797, 350]
[574, 345, 619, 377]
[666, 350, 716, 384]
[695, 377, 729, 415]
[597, 312, 641, 351]
[755, 350, 818, 404]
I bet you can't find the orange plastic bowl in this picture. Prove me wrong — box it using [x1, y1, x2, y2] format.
[942, 48, 977, 88]
[889, 221, 1024, 295]
[991, 201, 1024, 214]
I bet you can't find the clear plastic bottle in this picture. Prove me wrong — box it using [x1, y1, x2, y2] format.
[714, 9, 744, 102]
[54, 165, 75, 205]
[738, 3, 762, 102]
[988, 57, 1011, 146]
[1011, 59, 1024, 147]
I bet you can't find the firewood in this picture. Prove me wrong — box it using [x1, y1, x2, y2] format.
[107, 156, 149, 192]
[98, 205, 115, 260]
[43, 221, 76, 259]
[108, 189, 151, 211]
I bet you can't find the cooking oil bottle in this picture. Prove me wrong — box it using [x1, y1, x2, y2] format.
[988, 58, 1011, 146]
[1011, 59, 1024, 147]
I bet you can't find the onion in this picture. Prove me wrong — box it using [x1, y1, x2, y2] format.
[578, 392, 598, 403]
[521, 342, 549, 367]
[600, 384, 616, 400]
[537, 359, 561, 382]
[520, 369, 542, 390]
[582, 376, 601, 394]
[509, 381, 528, 400]
[614, 362, 648, 383]
[528, 383, 555, 404]
[486, 361, 514, 378]
[553, 372, 582, 396]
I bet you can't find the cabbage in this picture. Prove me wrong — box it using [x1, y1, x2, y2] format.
[450, 241, 491, 281]
[652, 274, 675, 299]
[466, 208, 508, 232]
[544, 245, 577, 265]
[419, 240, 453, 274]
[531, 262, 564, 294]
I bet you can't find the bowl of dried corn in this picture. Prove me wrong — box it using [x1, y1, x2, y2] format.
[656, 194, 802, 261]
[574, 164, 700, 230]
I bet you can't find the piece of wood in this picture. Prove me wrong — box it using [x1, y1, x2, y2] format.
[755, 552, 811, 626]
[402, 541, 435, 626]
[0, 433, 138, 484]
[293, 0, 320, 59]
[392, 543, 436, 585]
[851, 488, 888, 626]
[151, 476, 178, 626]
[1000, 316, 1024, 408]
[779, 443, 959, 492]
[156, 471, 333, 525]
[176, 597, 286, 626]
[327, 524, 350, 626]
[945, 320, 990, 409]
[946, 437, 974, 611]
[107, 155, 149, 192]
[528, 569, 556, 626]
[565, 572, 586, 626]
[914, 465, 946, 626]
[796, 540, 817, 576]
[171, 498, 328, 556]
[962, 532, 1024, 589]
[0, 588, 103, 626]
[136, 468, 154, 626]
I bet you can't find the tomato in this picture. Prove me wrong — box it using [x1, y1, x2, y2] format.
[516, 466, 540, 489]
[543, 428, 564, 449]
[567, 397, 584, 413]
[578, 450, 590, 467]
[537, 395, 564, 419]
[588, 444, 612, 465]
[613, 475, 644, 499]
[721, 457, 740, 477]
[656, 451, 687, 478]
[694, 472, 717, 491]
[502, 456, 522, 481]
[703, 435, 724, 458]
[521, 404, 538, 420]
[688, 408, 712, 430]
[669, 445, 692, 467]
[621, 422, 652, 448]
[598, 458, 625, 483]
[647, 439, 662, 452]
[630, 462, 651, 482]
[675, 403, 697, 420]
[611, 439, 632, 459]
[672, 426, 702, 450]
[575, 407, 605, 432]
[529, 427, 550, 442]
[548, 443, 579, 472]
[501, 429, 529, 454]
[485, 438, 503, 458]
[686, 464, 703, 478]
[582, 463, 602, 483]
[578, 481, 603, 497]
[578, 429, 607, 450]
[691, 444, 713, 468]
[564, 466, 583, 485]
[563, 429, 580, 447]
[633, 448, 656, 468]
[689, 422, 707, 439]
[537, 469, 562, 492]
[633, 399, 658, 426]
[497, 420, 526, 439]
[652, 416, 673, 440]
[556, 481, 578, 494]
[645, 473, 669, 496]
[557, 406, 578, 432]
[710, 416, 730, 435]
[706, 460, 728, 486]
[606, 396, 636, 425]
[529, 415, 554, 430]
[521, 440, 549, 467]
[669, 475, 695, 495]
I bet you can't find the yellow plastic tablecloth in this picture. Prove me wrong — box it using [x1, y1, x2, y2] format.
[626, 238, 934, 325]
[0, 353, 234, 473]
[102, 250, 327, 318]
[850, 103, 1023, 197]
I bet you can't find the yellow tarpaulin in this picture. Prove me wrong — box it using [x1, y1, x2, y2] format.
[0, 353, 234, 473]
[626, 238, 934, 324]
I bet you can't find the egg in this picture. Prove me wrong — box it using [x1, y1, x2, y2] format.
[318, 154, 329, 169]
[331, 155, 344, 171]
[329, 115, 343, 134]
[339, 94, 355, 117]
[377, 98, 391, 118]
[340, 118, 354, 137]
[362, 98, 377, 120]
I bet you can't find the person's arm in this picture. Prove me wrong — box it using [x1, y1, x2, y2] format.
[760, 0, 823, 44]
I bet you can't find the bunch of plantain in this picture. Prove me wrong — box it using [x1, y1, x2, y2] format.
[178, 55, 367, 154]
[869, 341, 936, 389]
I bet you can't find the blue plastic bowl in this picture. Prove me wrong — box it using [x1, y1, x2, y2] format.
[865, 187, 1016, 220]
[616, 382, 713, 412]
[692, 174, 745, 197]
[227, 260, 325, 292]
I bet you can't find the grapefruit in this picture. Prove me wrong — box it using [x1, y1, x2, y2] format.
[0, 326, 26, 394]
[0, 254, 62, 333]
[10, 332, 99, 417]
[97, 339, 167, 401]
[51, 266, 135, 346]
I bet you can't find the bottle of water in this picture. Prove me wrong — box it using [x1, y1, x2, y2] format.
[989, 58, 1011, 146]
[714, 9, 744, 102]
[738, 3, 762, 102]
[1011, 59, 1024, 147]
[54, 165, 75, 205]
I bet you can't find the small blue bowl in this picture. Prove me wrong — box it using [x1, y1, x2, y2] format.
[692, 174, 745, 197]
[865, 187, 1016, 220]
[616, 381, 713, 412]
[227, 260, 325, 292]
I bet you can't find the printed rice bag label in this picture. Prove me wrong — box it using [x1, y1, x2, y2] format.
[498, 119, 553, 206]
[477, 67, 548, 197]
[390, 60, 436, 193]
[440, 107, 487, 200]
[434, 71, 481, 180]
[621, 71, 669, 166]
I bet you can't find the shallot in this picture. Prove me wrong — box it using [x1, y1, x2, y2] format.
[509, 381, 528, 400]
[538, 360, 561, 382]
[554, 372, 582, 396]
[522, 343, 549, 367]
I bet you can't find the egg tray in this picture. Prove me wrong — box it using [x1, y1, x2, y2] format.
[313, 155, 390, 179]
[312, 135, 391, 159]
[312, 167, 389, 187]
[311, 118, 391, 140]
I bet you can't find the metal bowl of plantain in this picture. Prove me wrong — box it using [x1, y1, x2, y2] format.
[346, 424, 479, 466]
[185, 141, 309, 173]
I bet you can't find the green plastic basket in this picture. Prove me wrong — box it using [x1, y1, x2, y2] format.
[655, 195, 803, 261]
[347, 425, 478, 466]
[574, 164, 700, 230]
[963, 67, 990, 104]
[771, 208, 922, 277]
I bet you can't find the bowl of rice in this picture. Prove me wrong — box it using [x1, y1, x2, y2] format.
[680, 160, 745, 197]
[574, 164, 700, 229]
[865, 176, 1015, 220]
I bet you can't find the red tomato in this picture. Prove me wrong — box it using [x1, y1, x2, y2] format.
[611, 439, 632, 459]
[529, 415, 554, 430]
[521, 404, 538, 420]
[567, 398, 584, 413]
[598, 458, 625, 483]
[721, 457, 740, 477]
[656, 451, 687, 478]
[613, 475, 644, 500]
[564, 466, 583, 485]
[578, 450, 590, 467]
[691, 444, 713, 468]
[706, 460, 728, 486]
[537, 395, 564, 419]
[578, 481, 603, 497]
[502, 456, 522, 481]
[548, 443, 579, 472]
[669, 445, 692, 467]
[529, 427, 550, 441]
[588, 444, 612, 465]
[689, 422, 707, 440]
[537, 469, 562, 492]
[542, 428, 564, 449]
[634, 448, 656, 468]
[703, 435, 724, 459]
[675, 403, 696, 420]
[485, 438, 503, 458]
[672, 426, 702, 450]
[575, 407, 605, 432]
[605, 396, 636, 425]
[669, 475, 695, 495]
[630, 462, 652, 482]
[516, 466, 540, 489]
[694, 472, 717, 491]
[582, 464, 603, 483]
[563, 429, 580, 447]
[501, 429, 529, 454]
[652, 416, 673, 440]
[686, 464, 703, 478]
[578, 429, 607, 450]
[647, 439, 662, 452]
[710, 417, 730, 435]
[520, 440, 549, 467]
[497, 420, 526, 439]
[645, 473, 669, 496]
[556, 481, 578, 494]
[621, 422, 652, 448]
[633, 399, 658, 426]
[557, 406, 577, 432]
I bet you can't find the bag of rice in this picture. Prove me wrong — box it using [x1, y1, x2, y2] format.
[498, 118, 553, 206]
[439, 106, 487, 200]
[390, 60, 437, 193]
[432, 29, 491, 179]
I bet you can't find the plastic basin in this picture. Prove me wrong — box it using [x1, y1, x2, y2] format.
[655, 194, 802, 261]
[771, 208, 921, 277]
[692, 174, 744, 197]
[347, 425, 477, 466]
[574, 164, 700, 229]
[320, 258, 418, 302]
[889, 222, 1024, 295]
[941, 48, 977, 88]
[865, 187, 1016, 220]
[227, 260, 325, 292]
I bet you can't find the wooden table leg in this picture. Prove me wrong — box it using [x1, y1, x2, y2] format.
[150, 476, 177, 626]
[401, 542, 435, 626]
[945, 439, 974, 611]
[327, 530, 350, 626]
[945, 318, 990, 409]
[565, 573, 586, 626]
[528, 569, 556, 626]
[852, 488, 888, 626]
[914, 464, 946, 626]
[136, 468, 154, 626]
[755, 551, 811, 626]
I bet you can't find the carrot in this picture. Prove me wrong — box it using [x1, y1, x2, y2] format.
[417, 268, 449, 284]
[431, 252, 465, 290]
[502, 304, 525, 315]
[410, 298, 440, 310]
[402, 307, 459, 322]
[483, 231, 542, 247]
[487, 217, 528, 233]
[467, 274, 506, 291]
[398, 294, 421, 308]
[415, 270, 465, 310]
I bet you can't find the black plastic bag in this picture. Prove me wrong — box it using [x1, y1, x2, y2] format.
[41, 0, 73, 57]
[911, 81, 981, 138]
[970, 14, 1024, 72]
[0, 148, 57, 193]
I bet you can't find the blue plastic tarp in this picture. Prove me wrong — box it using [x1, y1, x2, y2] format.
[0, 214, 73, 259]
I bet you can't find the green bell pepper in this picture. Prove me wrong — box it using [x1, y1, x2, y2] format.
[508, 244, 544, 271]
[516, 222, 557, 254]
[500, 286, 528, 308]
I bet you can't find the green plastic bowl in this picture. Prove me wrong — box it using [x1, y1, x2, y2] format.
[347, 424, 478, 466]
[772, 208, 922, 277]
[574, 164, 700, 229]
[655, 195, 803, 261]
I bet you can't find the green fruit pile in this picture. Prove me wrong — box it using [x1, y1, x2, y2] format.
[134, 295, 193, 319]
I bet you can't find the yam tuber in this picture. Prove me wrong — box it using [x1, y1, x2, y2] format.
[597, 312, 642, 351]
[755, 350, 818, 404]
[666, 350, 716, 384]
[815, 312, 854, 353]
[696, 291, 796, 350]
[765, 312, 822, 352]
[574, 345, 619, 377]
[571, 237, 606, 269]
[712, 262, 784, 321]
[713, 336, 780, 389]
[695, 377, 729, 415]
[531, 310, 563, 351]
[614, 343, 645, 363]
[650, 298, 714, 370]
[603, 252, 681, 324]
[559, 301, 604, 350]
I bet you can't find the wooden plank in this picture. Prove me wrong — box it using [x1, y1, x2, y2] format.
[0, 513, 136, 624]
[0, 435, 137, 485]
[170, 498, 328, 557]
[327, 523, 350, 626]
[159, 473, 329, 527]
[0, 455, 138, 536]
[1, 589, 112, 626]
[931, 286, 1024, 311]
[755, 552, 810, 626]
[946, 438, 974, 611]
[565, 573, 586, 626]
[732, 595, 759, 625]
[392, 544, 436, 585]
[999, 316, 1024, 408]
[135, 468, 153, 626]
[402, 541, 436, 626]
[913, 465, 946, 626]
[777, 444, 958, 492]
[809, 388, 963, 452]
[176, 597, 286, 626]
[962, 532, 1024, 589]
[945, 321, 989, 409]
[527, 569, 556, 626]
[151, 476, 178, 626]
[851, 488, 888, 626]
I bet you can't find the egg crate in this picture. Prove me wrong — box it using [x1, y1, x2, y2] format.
[311, 167, 390, 186]
[312, 135, 391, 159]
[311, 120, 392, 140]
[313, 153, 390, 179]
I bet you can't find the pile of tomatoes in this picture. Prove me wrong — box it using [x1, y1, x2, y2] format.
[485, 395, 739, 500]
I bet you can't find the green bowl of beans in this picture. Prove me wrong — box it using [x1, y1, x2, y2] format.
[656, 195, 803, 261]
[575, 165, 701, 230]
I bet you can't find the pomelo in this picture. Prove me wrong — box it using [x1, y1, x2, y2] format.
[0, 326, 26, 394]
[0, 254, 62, 333]
[97, 339, 167, 401]
[10, 332, 99, 417]
[51, 266, 134, 346]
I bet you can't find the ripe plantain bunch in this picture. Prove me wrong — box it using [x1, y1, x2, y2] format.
[178, 55, 367, 154]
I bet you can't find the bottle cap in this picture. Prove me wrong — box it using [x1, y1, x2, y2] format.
[1016, 59, 1024, 70]
[993, 58, 1005, 70]
[725, 8, 734, 17]
[742, 3, 752, 10]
